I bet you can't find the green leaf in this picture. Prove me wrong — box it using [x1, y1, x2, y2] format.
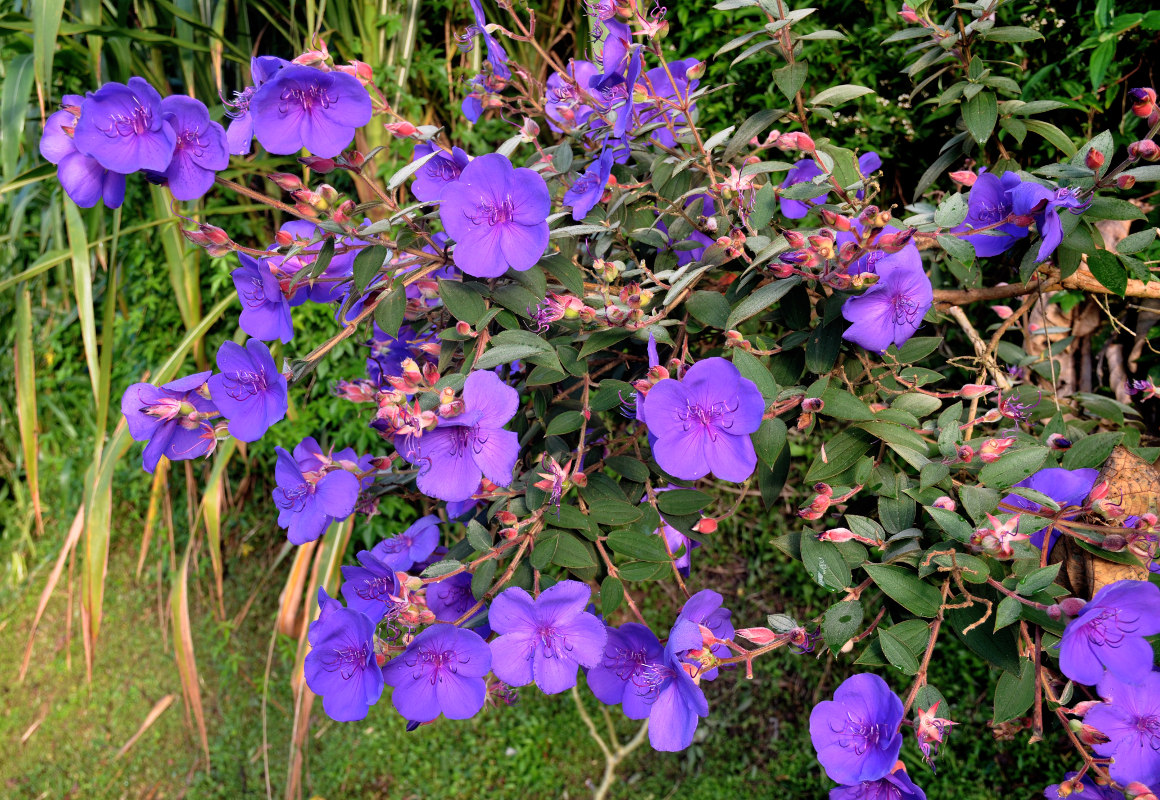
[811, 84, 875, 107]
[617, 561, 670, 581]
[994, 595, 1022, 631]
[1023, 119, 1078, 157]
[373, 285, 406, 338]
[352, 244, 389, 293]
[864, 563, 941, 617]
[552, 531, 598, 569]
[601, 576, 624, 617]
[819, 387, 875, 420]
[1116, 228, 1157, 255]
[805, 429, 875, 483]
[878, 628, 920, 674]
[731, 349, 780, 400]
[725, 276, 802, 330]
[823, 600, 863, 653]
[934, 193, 969, 228]
[546, 411, 585, 436]
[983, 25, 1044, 42]
[947, 599, 1022, 673]
[773, 62, 808, 102]
[801, 535, 852, 591]
[1061, 431, 1123, 470]
[724, 107, 788, 162]
[978, 447, 1049, 488]
[993, 659, 1036, 723]
[589, 501, 643, 527]
[421, 559, 463, 579]
[1087, 197, 1147, 222]
[687, 291, 731, 328]
[1016, 563, 1061, 596]
[578, 328, 634, 358]
[750, 182, 778, 229]
[753, 418, 787, 467]
[963, 91, 998, 145]
[466, 520, 493, 551]
[657, 489, 713, 516]
[606, 530, 671, 562]
[439, 280, 488, 325]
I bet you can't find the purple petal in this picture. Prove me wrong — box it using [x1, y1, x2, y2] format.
[489, 631, 535, 686]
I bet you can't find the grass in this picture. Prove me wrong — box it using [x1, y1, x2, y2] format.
[1, 494, 1072, 800]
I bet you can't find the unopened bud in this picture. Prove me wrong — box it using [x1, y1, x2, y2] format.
[1118, 173, 1137, 190]
[1084, 148, 1106, 171]
[298, 155, 337, 173]
[693, 517, 718, 534]
[1046, 604, 1062, 620]
[933, 496, 956, 511]
[686, 61, 706, 81]
[1047, 433, 1072, 450]
[957, 445, 975, 463]
[1103, 534, 1127, 551]
[784, 230, 806, 248]
[948, 170, 977, 187]
[960, 383, 996, 399]
[802, 397, 824, 412]
[275, 230, 295, 248]
[455, 320, 475, 336]
[1058, 597, 1087, 617]
[495, 510, 518, 525]
[1129, 87, 1157, 117]
[269, 172, 304, 191]
[1129, 139, 1160, 161]
[385, 121, 420, 138]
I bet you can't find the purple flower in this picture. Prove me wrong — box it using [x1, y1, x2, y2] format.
[121, 371, 217, 473]
[952, 171, 1027, 257]
[545, 60, 600, 132]
[206, 339, 288, 442]
[371, 515, 441, 572]
[1000, 467, 1098, 550]
[40, 96, 126, 208]
[1044, 772, 1125, 800]
[340, 550, 402, 622]
[675, 589, 734, 681]
[644, 619, 710, 751]
[655, 515, 699, 576]
[639, 357, 765, 482]
[1011, 182, 1083, 262]
[232, 252, 294, 343]
[810, 673, 905, 785]
[303, 588, 383, 721]
[467, 0, 510, 80]
[841, 260, 933, 354]
[427, 572, 491, 636]
[781, 152, 881, 219]
[586, 622, 664, 717]
[831, 771, 927, 800]
[1086, 673, 1160, 786]
[272, 437, 361, 544]
[488, 580, 607, 694]
[613, 50, 642, 140]
[382, 623, 492, 722]
[439, 153, 550, 278]
[223, 56, 290, 155]
[73, 77, 175, 174]
[366, 323, 436, 388]
[249, 65, 372, 158]
[563, 148, 614, 221]
[411, 144, 471, 202]
[634, 58, 699, 148]
[153, 96, 228, 200]
[395, 370, 520, 503]
[1059, 579, 1160, 686]
[657, 195, 717, 267]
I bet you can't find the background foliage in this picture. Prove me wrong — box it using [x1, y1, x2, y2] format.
[0, 0, 1157, 797]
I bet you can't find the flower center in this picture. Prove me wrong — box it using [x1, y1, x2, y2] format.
[890, 292, 921, 325]
[275, 482, 312, 512]
[975, 199, 1008, 226]
[467, 196, 517, 227]
[605, 643, 651, 681]
[100, 98, 153, 138]
[1132, 713, 1160, 748]
[676, 398, 738, 439]
[175, 127, 207, 158]
[222, 369, 268, 401]
[356, 575, 397, 604]
[832, 713, 890, 756]
[426, 157, 462, 183]
[448, 425, 487, 458]
[436, 581, 473, 611]
[1084, 608, 1139, 646]
[278, 83, 336, 115]
[321, 640, 369, 680]
[408, 646, 466, 684]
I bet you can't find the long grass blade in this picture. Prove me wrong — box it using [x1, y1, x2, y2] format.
[275, 539, 317, 637]
[18, 505, 85, 682]
[63, 201, 100, 405]
[31, 0, 67, 118]
[1, 52, 35, 181]
[200, 437, 237, 619]
[171, 538, 211, 766]
[137, 459, 171, 578]
[14, 284, 43, 536]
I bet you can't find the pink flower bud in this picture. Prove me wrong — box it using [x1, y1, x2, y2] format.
[455, 320, 475, 336]
[269, 172, 304, 191]
[1118, 173, 1138, 190]
[693, 517, 718, 534]
[802, 397, 824, 412]
[1058, 597, 1087, 616]
[298, 155, 337, 173]
[1085, 148, 1106, 171]
[784, 230, 806, 248]
[960, 384, 996, 399]
[1129, 87, 1157, 117]
[385, 121, 420, 138]
[948, 170, 977, 187]
[899, 4, 920, 23]
[736, 627, 780, 645]
[1129, 139, 1160, 161]
[933, 496, 956, 511]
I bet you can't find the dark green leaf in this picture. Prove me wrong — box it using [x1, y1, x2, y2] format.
[725, 276, 802, 329]
[823, 600, 863, 653]
[601, 576, 624, 616]
[864, 563, 941, 617]
[439, 280, 488, 325]
[373, 285, 406, 338]
[687, 291, 731, 328]
[878, 628, 920, 674]
[978, 447, 1049, 488]
[657, 489, 713, 516]
[993, 659, 1036, 722]
[1087, 250, 1128, 296]
[801, 536, 852, 592]
[352, 244, 389, 293]
[963, 91, 998, 145]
